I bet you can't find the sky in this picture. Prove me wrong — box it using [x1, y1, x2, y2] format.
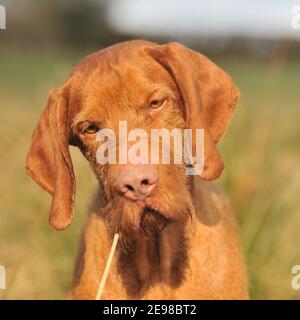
[108, 0, 300, 39]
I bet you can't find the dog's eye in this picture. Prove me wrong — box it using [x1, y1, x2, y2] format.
[84, 124, 99, 134]
[149, 98, 166, 110]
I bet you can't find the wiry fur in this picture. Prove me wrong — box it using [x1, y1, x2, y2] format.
[26, 40, 248, 299]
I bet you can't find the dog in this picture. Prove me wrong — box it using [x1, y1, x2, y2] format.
[26, 40, 248, 299]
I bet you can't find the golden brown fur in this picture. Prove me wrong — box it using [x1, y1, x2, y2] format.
[26, 40, 248, 299]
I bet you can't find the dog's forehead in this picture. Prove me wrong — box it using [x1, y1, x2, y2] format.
[73, 40, 160, 87]
[69, 41, 173, 116]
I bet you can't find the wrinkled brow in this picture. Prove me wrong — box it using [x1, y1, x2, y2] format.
[146, 83, 177, 100]
[72, 81, 178, 122]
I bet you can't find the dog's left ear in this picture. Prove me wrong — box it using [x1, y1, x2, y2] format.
[26, 86, 76, 230]
[146, 42, 240, 180]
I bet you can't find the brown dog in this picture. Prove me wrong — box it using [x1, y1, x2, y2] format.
[26, 40, 248, 299]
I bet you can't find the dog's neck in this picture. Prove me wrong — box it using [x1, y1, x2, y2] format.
[116, 218, 191, 297]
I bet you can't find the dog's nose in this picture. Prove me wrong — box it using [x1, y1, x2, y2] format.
[117, 165, 158, 200]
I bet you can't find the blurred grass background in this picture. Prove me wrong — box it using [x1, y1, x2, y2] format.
[0, 0, 300, 300]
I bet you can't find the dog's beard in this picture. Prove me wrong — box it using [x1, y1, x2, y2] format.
[106, 191, 193, 252]
[140, 207, 169, 237]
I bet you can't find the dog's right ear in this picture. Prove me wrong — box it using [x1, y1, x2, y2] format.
[26, 87, 76, 230]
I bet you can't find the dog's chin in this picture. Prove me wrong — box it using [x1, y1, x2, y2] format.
[114, 196, 192, 252]
[117, 205, 170, 251]
[140, 207, 169, 236]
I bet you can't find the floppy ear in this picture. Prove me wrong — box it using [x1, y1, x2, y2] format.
[147, 42, 240, 180]
[26, 87, 75, 230]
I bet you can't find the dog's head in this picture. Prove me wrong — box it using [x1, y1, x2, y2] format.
[26, 40, 239, 247]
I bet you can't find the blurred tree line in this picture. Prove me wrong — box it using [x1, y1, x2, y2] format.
[0, 0, 300, 58]
[0, 0, 134, 49]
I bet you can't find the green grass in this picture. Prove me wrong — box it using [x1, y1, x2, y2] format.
[0, 46, 299, 299]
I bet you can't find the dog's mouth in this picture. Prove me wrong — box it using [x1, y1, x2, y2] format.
[140, 207, 169, 236]
[115, 203, 170, 251]
[111, 188, 193, 251]
[127, 194, 191, 236]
